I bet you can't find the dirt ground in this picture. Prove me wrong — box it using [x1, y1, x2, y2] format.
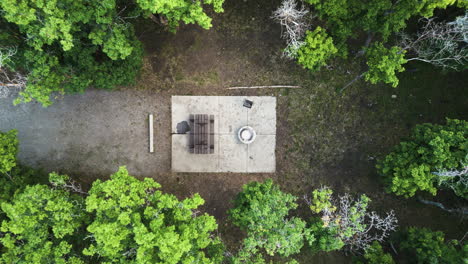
[0, 0, 467, 263]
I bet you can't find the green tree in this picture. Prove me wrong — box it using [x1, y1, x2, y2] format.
[354, 241, 395, 264]
[0, 183, 86, 263]
[229, 179, 314, 259]
[0, 0, 224, 106]
[137, 0, 224, 31]
[307, 188, 397, 253]
[400, 227, 466, 264]
[377, 118, 468, 198]
[83, 166, 223, 263]
[0, 129, 18, 175]
[306, 0, 460, 51]
[303, 0, 462, 86]
[364, 43, 407, 87]
[308, 218, 344, 253]
[295, 27, 338, 71]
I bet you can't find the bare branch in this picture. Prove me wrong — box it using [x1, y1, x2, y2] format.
[272, 0, 311, 58]
[313, 189, 398, 253]
[399, 13, 468, 70]
[0, 46, 27, 98]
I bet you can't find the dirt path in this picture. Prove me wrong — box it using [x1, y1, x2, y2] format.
[0, 90, 171, 180]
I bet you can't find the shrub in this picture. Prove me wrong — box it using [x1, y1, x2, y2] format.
[229, 179, 314, 258]
[400, 227, 466, 264]
[377, 118, 468, 198]
[0, 129, 18, 174]
[295, 27, 338, 71]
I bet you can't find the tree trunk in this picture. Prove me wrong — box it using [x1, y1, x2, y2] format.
[338, 73, 365, 92]
[418, 197, 468, 215]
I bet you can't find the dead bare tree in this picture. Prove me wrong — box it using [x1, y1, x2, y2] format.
[435, 166, 468, 194]
[305, 187, 398, 253]
[399, 13, 468, 70]
[335, 194, 397, 253]
[272, 0, 311, 58]
[0, 47, 27, 98]
[432, 155, 468, 199]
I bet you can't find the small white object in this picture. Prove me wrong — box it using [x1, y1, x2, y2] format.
[241, 130, 252, 140]
[238, 126, 256, 144]
[149, 114, 154, 153]
[391, 94, 397, 99]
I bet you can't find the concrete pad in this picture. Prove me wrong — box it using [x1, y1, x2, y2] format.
[218, 96, 248, 134]
[247, 135, 276, 173]
[171, 96, 276, 173]
[171, 96, 219, 134]
[172, 134, 218, 172]
[247, 96, 276, 135]
[219, 134, 247, 172]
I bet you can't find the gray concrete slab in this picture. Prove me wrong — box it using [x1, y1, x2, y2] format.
[171, 134, 219, 172]
[218, 96, 248, 134]
[171, 96, 219, 134]
[171, 96, 276, 173]
[248, 135, 276, 173]
[219, 134, 247, 172]
[247, 97, 277, 135]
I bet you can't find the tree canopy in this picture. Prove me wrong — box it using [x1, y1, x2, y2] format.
[0, 0, 224, 106]
[84, 166, 224, 263]
[377, 118, 468, 198]
[0, 129, 18, 175]
[400, 227, 467, 264]
[229, 179, 313, 260]
[0, 184, 86, 263]
[285, 0, 467, 86]
[296, 27, 338, 71]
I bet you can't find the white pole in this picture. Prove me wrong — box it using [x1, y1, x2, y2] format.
[149, 114, 154, 153]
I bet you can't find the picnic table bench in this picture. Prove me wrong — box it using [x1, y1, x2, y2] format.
[189, 114, 214, 154]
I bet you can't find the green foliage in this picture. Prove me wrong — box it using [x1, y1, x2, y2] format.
[0, 165, 41, 206]
[295, 27, 338, 71]
[229, 179, 314, 258]
[11, 28, 143, 107]
[364, 43, 407, 87]
[400, 227, 466, 264]
[377, 118, 468, 197]
[84, 166, 223, 263]
[1, 0, 223, 106]
[309, 188, 370, 242]
[0, 129, 18, 174]
[309, 187, 336, 213]
[306, 0, 459, 48]
[0, 184, 86, 263]
[308, 218, 344, 253]
[354, 241, 395, 264]
[136, 0, 224, 31]
[305, 0, 460, 85]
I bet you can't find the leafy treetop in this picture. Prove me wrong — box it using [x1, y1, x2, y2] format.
[0, 129, 18, 174]
[84, 166, 223, 263]
[377, 118, 468, 198]
[0, 184, 86, 263]
[296, 27, 338, 71]
[400, 227, 467, 264]
[229, 179, 314, 259]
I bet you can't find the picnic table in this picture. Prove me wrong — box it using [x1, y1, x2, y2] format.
[189, 114, 214, 154]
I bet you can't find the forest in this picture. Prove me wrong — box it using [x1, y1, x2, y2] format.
[0, 0, 467, 263]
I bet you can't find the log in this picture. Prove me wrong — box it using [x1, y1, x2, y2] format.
[149, 114, 154, 153]
[226, 85, 301, 90]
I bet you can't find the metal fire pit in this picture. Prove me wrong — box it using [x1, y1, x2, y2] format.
[238, 126, 256, 144]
